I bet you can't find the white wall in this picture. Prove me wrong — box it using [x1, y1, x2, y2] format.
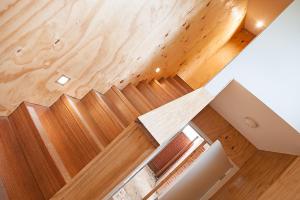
[205, 1, 300, 133]
[159, 141, 233, 200]
[211, 81, 300, 155]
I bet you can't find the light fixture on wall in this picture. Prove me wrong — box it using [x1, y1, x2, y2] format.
[244, 117, 259, 128]
[255, 20, 264, 29]
[56, 75, 70, 86]
[155, 67, 161, 73]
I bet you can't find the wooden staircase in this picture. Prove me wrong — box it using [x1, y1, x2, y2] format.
[0, 75, 193, 200]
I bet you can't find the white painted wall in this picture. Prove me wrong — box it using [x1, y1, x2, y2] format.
[159, 141, 234, 200]
[205, 0, 300, 133]
[211, 81, 300, 155]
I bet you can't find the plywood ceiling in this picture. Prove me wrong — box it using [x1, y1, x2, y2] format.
[179, 28, 254, 89]
[0, 0, 246, 116]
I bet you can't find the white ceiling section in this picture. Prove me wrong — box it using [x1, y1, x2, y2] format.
[211, 81, 300, 156]
[205, 0, 300, 135]
[245, 0, 293, 35]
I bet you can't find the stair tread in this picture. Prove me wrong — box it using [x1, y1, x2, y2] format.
[173, 75, 193, 93]
[122, 84, 154, 114]
[51, 122, 156, 200]
[81, 90, 125, 143]
[149, 80, 176, 102]
[159, 78, 183, 98]
[61, 94, 111, 147]
[8, 103, 66, 199]
[59, 95, 106, 150]
[42, 97, 101, 177]
[26, 103, 71, 182]
[104, 86, 140, 126]
[0, 76, 193, 199]
[136, 81, 166, 108]
[0, 117, 45, 200]
[167, 77, 189, 95]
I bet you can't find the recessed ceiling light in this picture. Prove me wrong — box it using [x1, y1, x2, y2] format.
[56, 75, 70, 86]
[155, 67, 161, 73]
[256, 20, 264, 29]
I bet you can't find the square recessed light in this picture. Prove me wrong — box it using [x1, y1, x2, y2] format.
[56, 75, 70, 86]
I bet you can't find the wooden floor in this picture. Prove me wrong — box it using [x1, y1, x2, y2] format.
[192, 106, 297, 200]
[211, 151, 296, 200]
[258, 157, 300, 200]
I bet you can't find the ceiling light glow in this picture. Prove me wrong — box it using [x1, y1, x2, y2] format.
[256, 20, 264, 29]
[155, 67, 161, 73]
[231, 7, 241, 18]
[56, 75, 70, 86]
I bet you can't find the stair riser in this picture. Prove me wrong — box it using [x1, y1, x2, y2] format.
[0, 75, 192, 199]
